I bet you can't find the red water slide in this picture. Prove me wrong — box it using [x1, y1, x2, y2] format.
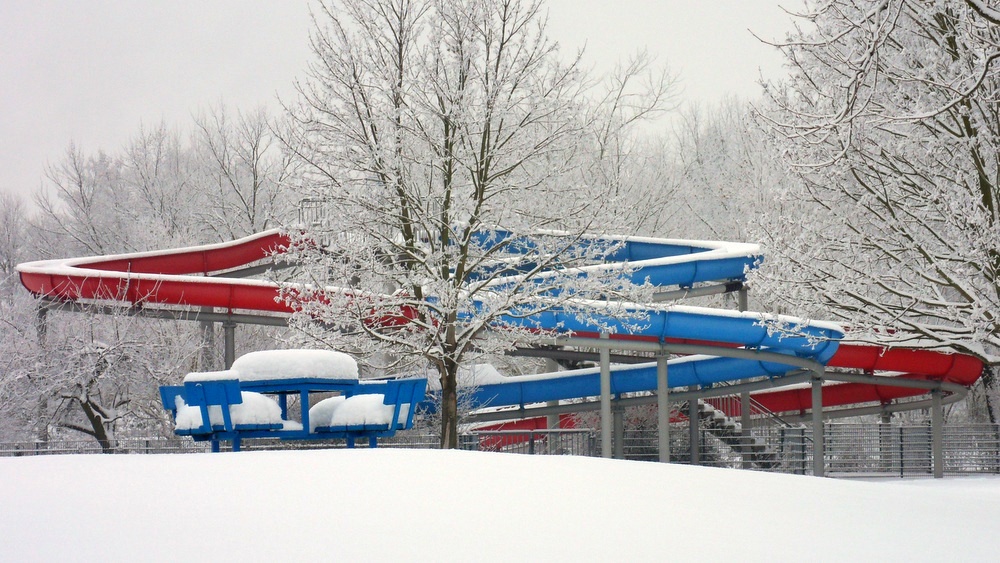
[17, 229, 984, 417]
[745, 343, 983, 417]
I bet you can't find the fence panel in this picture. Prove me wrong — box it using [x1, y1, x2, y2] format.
[3, 423, 1000, 477]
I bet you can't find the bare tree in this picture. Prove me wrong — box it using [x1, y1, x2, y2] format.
[193, 104, 295, 239]
[281, 0, 675, 447]
[0, 192, 29, 295]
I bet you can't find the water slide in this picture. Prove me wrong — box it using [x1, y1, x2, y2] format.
[16, 229, 984, 420]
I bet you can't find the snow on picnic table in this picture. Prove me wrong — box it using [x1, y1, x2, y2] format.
[230, 349, 359, 381]
[182, 350, 359, 383]
[174, 350, 413, 431]
[309, 394, 397, 430]
[173, 392, 292, 430]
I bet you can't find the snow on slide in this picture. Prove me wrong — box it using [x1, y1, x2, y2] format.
[15, 229, 984, 414]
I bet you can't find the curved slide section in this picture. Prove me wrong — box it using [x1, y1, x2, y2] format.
[16, 229, 983, 416]
[745, 344, 983, 416]
[17, 231, 295, 313]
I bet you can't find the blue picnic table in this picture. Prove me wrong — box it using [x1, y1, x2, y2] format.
[160, 376, 427, 452]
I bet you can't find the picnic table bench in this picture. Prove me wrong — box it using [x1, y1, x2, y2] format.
[160, 376, 427, 452]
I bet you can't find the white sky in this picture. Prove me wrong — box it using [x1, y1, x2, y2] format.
[0, 0, 795, 202]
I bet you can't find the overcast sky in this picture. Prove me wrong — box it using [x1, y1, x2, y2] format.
[0, 0, 795, 202]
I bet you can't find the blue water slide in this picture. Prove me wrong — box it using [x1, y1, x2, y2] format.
[472, 355, 814, 410]
[464, 231, 761, 288]
[423, 234, 841, 413]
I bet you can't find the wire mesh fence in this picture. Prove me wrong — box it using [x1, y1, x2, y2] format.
[4, 423, 1000, 477]
[0, 437, 210, 456]
[615, 422, 1000, 476]
[463, 429, 598, 456]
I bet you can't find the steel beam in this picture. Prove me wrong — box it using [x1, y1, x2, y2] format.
[223, 321, 236, 369]
[613, 400, 624, 459]
[651, 281, 744, 303]
[599, 333, 611, 458]
[822, 372, 952, 391]
[545, 358, 560, 430]
[39, 298, 290, 327]
[552, 336, 828, 375]
[508, 346, 653, 364]
[464, 372, 814, 424]
[812, 376, 825, 477]
[741, 392, 752, 469]
[689, 390, 700, 465]
[657, 354, 669, 463]
[932, 390, 944, 478]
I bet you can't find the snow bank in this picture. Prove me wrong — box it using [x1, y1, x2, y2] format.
[173, 392, 285, 430]
[230, 349, 358, 381]
[3, 450, 1000, 561]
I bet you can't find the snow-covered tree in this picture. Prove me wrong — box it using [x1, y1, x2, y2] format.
[0, 192, 30, 295]
[281, 0, 674, 447]
[193, 104, 296, 240]
[669, 99, 794, 243]
[4, 115, 296, 445]
[754, 0, 999, 416]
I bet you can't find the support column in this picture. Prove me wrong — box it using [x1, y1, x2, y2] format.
[879, 412, 892, 472]
[657, 354, 670, 463]
[689, 389, 700, 465]
[223, 320, 236, 369]
[737, 289, 750, 467]
[613, 400, 624, 459]
[812, 376, 825, 477]
[545, 358, 560, 431]
[932, 389, 944, 479]
[199, 307, 216, 372]
[741, 392, 752, 469]
[599, 333, 611, 458]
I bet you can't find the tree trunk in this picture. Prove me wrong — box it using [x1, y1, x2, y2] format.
[982, 365, 998, 427]
[440, 359, 459, 449]
[79, 400, 114, 454]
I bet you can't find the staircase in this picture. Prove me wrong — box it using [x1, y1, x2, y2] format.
[688, 400, 781, 470]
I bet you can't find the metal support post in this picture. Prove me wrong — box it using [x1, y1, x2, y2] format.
[738, 287, 751, 468]
[223, 320, 237, 369]
[657, 354, 670, 463]
[932, 389, 943, 478]
[599, 333, 612, 458]
[812, 376, 824, 477]
[545, 358, 560, 431]
[199, 307, 216, 372]
[741, 392, 752, 469]
[613, 400, 624, 459]
[879, 412, 892, 472]
[689, 389, 700, 465]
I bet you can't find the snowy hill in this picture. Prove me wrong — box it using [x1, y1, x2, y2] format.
[2, 449, 999, 561]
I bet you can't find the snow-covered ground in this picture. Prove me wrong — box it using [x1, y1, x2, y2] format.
[1, 449, 999, 562]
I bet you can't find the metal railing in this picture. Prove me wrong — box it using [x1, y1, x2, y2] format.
[464, 429, 598, 456]
[5, 423, 1000, 477]
[614, 422, 1000, 476]
[0, 438, 210, 456]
